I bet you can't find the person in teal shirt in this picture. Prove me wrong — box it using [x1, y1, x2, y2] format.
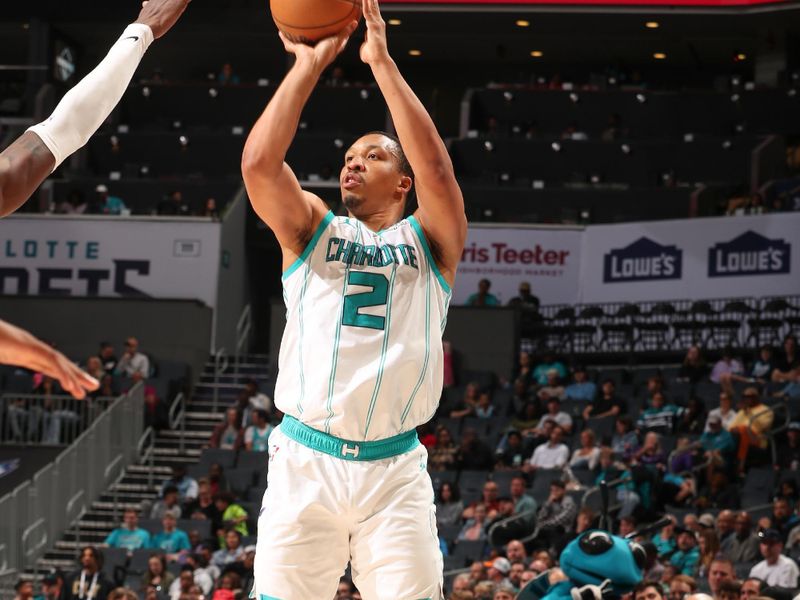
[532, 353, 568, 386]
[466, 279, 499, 307]
[104, 508, 151, 550]
[150, 513, 191, 555]
[670, 528, 700, 575]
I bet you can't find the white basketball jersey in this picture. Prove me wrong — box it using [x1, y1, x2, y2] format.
[275, 211, 452, 442]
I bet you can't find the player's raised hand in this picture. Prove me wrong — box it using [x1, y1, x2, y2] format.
[136, 0, 191, 39]
[0, 320, 99, 400]
[278, 21, 358, 71]
[359, 0, 390, 65]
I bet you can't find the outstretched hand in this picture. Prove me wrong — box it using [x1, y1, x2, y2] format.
[137, 0, 192, 39]
[359, 0, 390, 65]
[279, 21, 359, 71]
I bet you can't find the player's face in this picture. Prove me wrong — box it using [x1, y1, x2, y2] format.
[341, 134, 409, 218]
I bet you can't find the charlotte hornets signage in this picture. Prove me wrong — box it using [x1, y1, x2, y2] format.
[580, 213, 800, 303]
[603, 237, 682, 283]
[708, 231, 791, 277]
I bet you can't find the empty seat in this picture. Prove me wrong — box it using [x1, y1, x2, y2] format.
[198, 448, 236, 470]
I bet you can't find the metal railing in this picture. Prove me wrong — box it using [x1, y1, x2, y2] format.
[169, 393, 187, 453]
[137, 427, 156, 489]
[0, 384, 145, 572]
[234, 304, 252, 383]
[1, 394, 115, 444]
[212, 348, 229, 413]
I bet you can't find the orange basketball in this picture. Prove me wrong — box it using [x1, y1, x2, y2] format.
[270, 0, 361, 44]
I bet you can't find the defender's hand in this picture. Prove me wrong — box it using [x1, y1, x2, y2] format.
[136, 0, 192, 39]
[279, 21, 358, 72]
[360, 0, 390, 65]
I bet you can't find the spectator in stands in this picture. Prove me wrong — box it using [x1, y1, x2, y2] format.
[775, 423, 800, 471]
[215, 492, 248, 544]
[633, 580, 665, 600]
[533, 480, 576, 553]
[775, 370, 800, 400]
[538, 396, 573, 434]
[653, 515, 677, 558]
[209, 407, 244, 451]
[429, 426, 458, 471]
[186, 545, 217, 594]
[638, 391, 684, 435]
[507, 281, 540, 312]
[466, 279, 499, 307]
[474, 391, 495, 419]
[217, 63, 240, 86]
[83, 356, 105, 383]
[533, 354, 568, 387]
[13, 579, 33, 600]
[632, 431, 667, 469]
[701, 414, 735, 473]
[39, 570, 65, 600]
[679, 346, 709, 384]
[671, 528, 700, 576]
[575, 507, 596, 535]
[115, 337, 150, 380]
[203, 197, 221, 219]
[510, 476, 537, 529]
[705, 392, 737, 432]
[716, 580, 741, 600]
[156, 190, 191, 216]
[611, 416, 638, 459]
[144, 386, 169, 431]
[739, 577, 764, 599]
[749, 528, 800, 588]
[495, 430, 531, 469]
[770, 496, 799, 542]
[569, 429, 599, 471]
[595, 447, 639, 517]
[456, 428, 495, 470]
[678, 397, 707, 436]
[184, 477, 222, 526]
[64, 546, 114, 600]
[668, 573, 697, 598]
[54, 189, 86, 214]
[582, 379, 627, 421]
[727, 387, 774, 474]
[487, 557, 512, 588]
[140, 553, 175, 595]
[728, 346, 775, 388]
[696, 470, 738, 511]
[98, 342, 117, 374]
[506, 538, 528, 564]
[457, 503, 488, 542]
[618, 515, 637, 538]
[449, 382, 480, 419]
[772, 335, 799, 383]
[168, 566, 196, 599]
[524, 425, 569, 472]
[512, 352, 535, 388]
[697, 530, 721, 579]
[104, 508, 151, 551]
[243, 408, 273, 451]
[95, 184, 127, 215]
[537, 370, 566, 402]
[706, 557, 735, 600]
[435, 482, 463, 528]
[721, 511, 760, 563]
[711, 348, 744, 385]
[161, 465, 199, 503]
[151, 485, 183, 520]
[212, 570, 242, 599]
[212, 529, 245, 569]
[464, 481, 501, 521]
[450, 573, 473, 595]
[151, 513, 191, 557]
[716, 510, 736, 546]
[564, 367, 596, 403]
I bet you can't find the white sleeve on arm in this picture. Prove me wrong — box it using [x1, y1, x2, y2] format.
[27, 23, 154, 170]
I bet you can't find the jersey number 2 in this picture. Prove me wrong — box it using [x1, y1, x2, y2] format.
[342, 272, 388, 330]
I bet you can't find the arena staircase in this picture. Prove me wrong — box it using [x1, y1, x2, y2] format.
[20, 353, 271, 581]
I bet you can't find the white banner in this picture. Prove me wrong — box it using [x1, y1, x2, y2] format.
[454, 225, 583, 305]
[0, 216, 221, 307]
[579, 213, 800, 303]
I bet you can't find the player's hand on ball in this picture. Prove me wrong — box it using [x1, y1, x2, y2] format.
[279, 20, 358, 70]
[360, 0, 389, 65]
[137, 0, 191, 39]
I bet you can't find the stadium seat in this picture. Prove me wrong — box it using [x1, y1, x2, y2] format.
[177, 519, 212, 540]
[198, 448, 236, 470]
[101, 547, 129, 579]
[236, 450, 269, 471]
[225, 467, 257, 497]
[451, 540, 486, 565]
[741, 468, 776, 507]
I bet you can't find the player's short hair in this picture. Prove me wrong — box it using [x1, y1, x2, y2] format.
[364, 131, 413, 179]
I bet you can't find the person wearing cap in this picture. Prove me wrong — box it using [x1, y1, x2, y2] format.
[721, 511, 760, 564]
[538, 369, 566, 402]
[532, 480, 577, 553]
[94, 183, 127, 215]
[487, 557, 512, 587]
[700, 415, 735, 477]
[564, 367, 597, 403]
[670, 527, 700, 576]
[727, 387, 774, 474]
[749, 528, 800, 587]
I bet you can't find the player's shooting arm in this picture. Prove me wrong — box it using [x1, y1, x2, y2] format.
[241, 24, 356, 260]
[360, 0, 467, 284]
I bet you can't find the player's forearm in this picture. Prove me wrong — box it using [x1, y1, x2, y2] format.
[0, 133, 56, 217]
[369, 58, 455, 181]
[242, 60, 324, 178]
[0, 319, 52, 371]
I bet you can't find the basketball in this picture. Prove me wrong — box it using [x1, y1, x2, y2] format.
[270, 0, 361, 44]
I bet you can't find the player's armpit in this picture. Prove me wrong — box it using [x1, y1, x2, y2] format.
[413, 178, 468, 285]
[0, 131, 56, 218]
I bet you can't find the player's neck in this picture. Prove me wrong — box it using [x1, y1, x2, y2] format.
[348, 207, 403, 233]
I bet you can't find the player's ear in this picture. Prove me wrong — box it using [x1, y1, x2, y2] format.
[397, 175, 412, 194]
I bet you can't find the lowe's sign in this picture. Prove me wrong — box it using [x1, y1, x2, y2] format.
[708, 231, 791, 277]
[602, 237, 682, 283]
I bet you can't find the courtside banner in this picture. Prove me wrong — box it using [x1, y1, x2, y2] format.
[579, 213, 800, 303]
[0, 216, 220, 307]
[455, 224, 582, 305]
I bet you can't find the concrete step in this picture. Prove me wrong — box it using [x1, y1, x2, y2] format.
[186, 411, 224, 421]
[152, 447, 200, 458]
[109, 482, 160, 493]
[128, 464, 173, 476]
[157, 430, 211, 439]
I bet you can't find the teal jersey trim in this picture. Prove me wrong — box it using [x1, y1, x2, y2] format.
[363, 260, 398, 438]
[407, 215, 451, 293]
[282, 415, 419, 461]
[281, 211, 335, 281]
[400, 258, 431, 426]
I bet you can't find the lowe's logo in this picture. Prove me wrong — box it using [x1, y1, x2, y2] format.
[603, 237, 682, 283]
[709, 230, 791, 277]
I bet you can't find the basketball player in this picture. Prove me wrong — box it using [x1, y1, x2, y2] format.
[0, 0, 190, 398]
[241, 0, 466, 596]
